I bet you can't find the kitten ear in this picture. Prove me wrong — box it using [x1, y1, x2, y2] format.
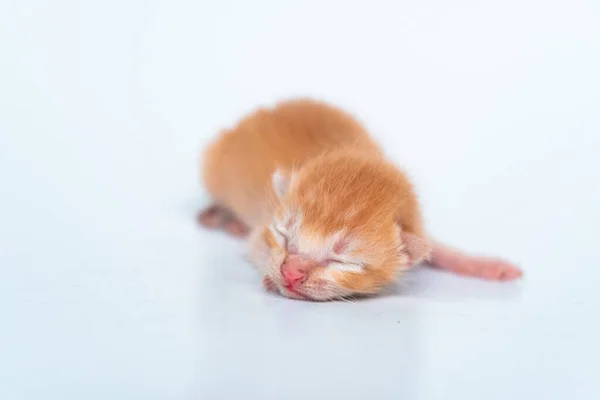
[399, 229, 431, 265]
[271, 169, 291, 198]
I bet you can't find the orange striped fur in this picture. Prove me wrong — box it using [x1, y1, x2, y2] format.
[201, 99, 522, 301]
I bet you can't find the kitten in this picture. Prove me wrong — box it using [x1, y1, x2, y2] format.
[199, 99, 522, 301]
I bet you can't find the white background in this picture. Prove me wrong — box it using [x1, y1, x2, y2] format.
[1, 1, 599, 399]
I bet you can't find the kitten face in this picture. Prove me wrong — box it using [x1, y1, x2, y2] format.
[248, 214, 403, 301]
[247, 154, 429, 301]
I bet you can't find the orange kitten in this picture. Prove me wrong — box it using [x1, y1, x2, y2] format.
[200, 99, 522, 301]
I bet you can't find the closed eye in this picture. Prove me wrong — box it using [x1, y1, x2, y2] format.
[270, 224, 288, 245]
[324, 254, 361, 265]
[327, 260, 364, 273]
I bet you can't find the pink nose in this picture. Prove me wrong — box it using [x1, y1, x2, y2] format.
[281, 255, 312, 286]
[281, 265, 306, 286]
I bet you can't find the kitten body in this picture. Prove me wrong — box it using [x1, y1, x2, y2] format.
[200, 99, 522, 300]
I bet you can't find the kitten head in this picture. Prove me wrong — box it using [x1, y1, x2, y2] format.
[248, 152, 430, 301]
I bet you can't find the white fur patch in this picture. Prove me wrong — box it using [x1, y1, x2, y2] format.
[328, 262, 364, 273]
[246, 227, 274, 273]
[269, 224, 286, 246]
[271, 211, 302, 250]
[271, 169, 290, 198]
[297, 230, 342, 260]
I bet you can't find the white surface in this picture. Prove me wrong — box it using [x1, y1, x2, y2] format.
[1, 1, 599, 399]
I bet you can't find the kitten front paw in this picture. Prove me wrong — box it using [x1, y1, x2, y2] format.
[262, 276, 278, 292]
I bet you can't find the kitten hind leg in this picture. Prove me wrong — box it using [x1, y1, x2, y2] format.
[197, 204, 224, 228]
[428, 241, 523, 281]
[197, 204, 249, 238]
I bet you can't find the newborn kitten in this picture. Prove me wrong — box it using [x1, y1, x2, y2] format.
[199, 99, 522, 301]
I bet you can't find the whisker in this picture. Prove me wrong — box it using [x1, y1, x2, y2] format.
[337, 296, 357, 304]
